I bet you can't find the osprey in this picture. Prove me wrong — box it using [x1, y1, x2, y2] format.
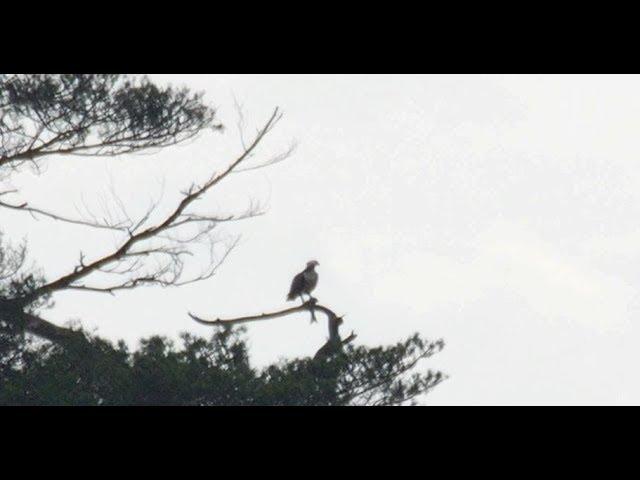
[287, 260, 319, 303]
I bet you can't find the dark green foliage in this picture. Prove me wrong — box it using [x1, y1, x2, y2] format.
[0, 74, 219, 167]
[0, 324, 445, 406]
[0, 233, 51, 312]
[0, 239, 446, 406]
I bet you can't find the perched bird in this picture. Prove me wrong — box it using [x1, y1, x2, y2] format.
[287, 260, 319, 304]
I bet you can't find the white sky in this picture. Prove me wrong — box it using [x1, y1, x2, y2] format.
[3, 74, 640, 405]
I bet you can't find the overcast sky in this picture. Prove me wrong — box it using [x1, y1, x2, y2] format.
[4, 74, 640, 405]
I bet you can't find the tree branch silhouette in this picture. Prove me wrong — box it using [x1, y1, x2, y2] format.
[1, 76, 291, 346]
[0, 195, 130, 231]
[0, 74, 219, 171]
[189, 298, 357, 359]
[13, 108, 282, 311]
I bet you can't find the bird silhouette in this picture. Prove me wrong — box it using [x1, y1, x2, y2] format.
[287, 260, 319, 305]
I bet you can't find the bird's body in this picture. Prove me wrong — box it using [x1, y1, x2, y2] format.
[287, 260, 319, 303]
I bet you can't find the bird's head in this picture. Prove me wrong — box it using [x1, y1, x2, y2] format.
[306, 260, 319, 269]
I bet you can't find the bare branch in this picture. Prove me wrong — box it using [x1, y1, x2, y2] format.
[233, 141, 297, 173]
[189, 297, 355, 360]
[14, 108, 282, 308]
[189, 299, 338, 327]
[2, 77, 294, 347]
[232, 94, 249, 151]
[0, 196, 130, 231]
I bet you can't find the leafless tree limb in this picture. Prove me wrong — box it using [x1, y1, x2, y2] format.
[6, 107, 284, 332]
[233, 141, 297, 173]
[0, 195, 130, 231]
[2, 74, 292, 346]
[189, 298, 357, 360]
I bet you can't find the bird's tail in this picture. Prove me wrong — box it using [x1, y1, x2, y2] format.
[286, 293, 295, 301]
